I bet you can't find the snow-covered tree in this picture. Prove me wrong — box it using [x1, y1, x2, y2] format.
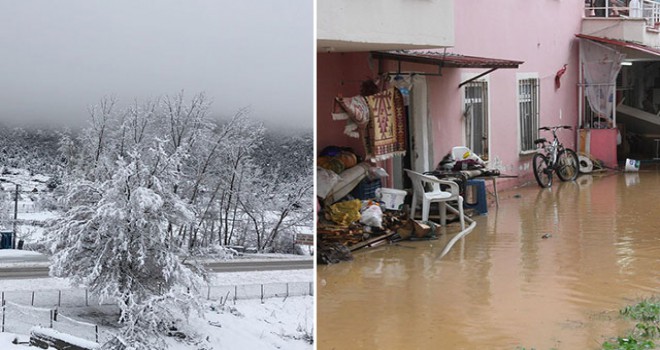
[55, 91, 312, 255]
[49, 141, 205, 349]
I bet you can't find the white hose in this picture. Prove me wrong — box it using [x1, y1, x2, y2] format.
[434, 204, 477, 260]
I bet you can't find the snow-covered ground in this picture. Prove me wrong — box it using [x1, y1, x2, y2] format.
[0, 167, 315, 349]
[0, 269, 314, 349]
[0, 247, 314, 349]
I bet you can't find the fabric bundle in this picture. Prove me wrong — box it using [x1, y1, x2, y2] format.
[332, 95, 370, 138]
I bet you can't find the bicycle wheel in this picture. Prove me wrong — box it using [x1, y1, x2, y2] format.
[533, 153, 553, 188]
[557, 148, 579, 182]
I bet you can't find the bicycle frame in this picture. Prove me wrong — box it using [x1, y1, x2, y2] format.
[532, 125, 578, 188]
[539, 128, 564, 168]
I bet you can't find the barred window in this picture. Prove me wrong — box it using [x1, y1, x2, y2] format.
[519, 77, 540, 152]
[464, 80, 489, 160]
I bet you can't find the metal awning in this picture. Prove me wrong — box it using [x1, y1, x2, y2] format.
[576, 34, 660, 61]
[371, 50, 524, 87]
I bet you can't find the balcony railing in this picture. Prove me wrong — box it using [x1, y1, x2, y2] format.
[585, 0, 660, 27]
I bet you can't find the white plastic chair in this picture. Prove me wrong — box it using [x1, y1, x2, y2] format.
[404, 169, 465, 231]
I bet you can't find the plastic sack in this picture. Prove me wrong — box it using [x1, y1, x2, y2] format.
[316, 167, 341, 199]
[359, 204, 383, 228]
[368, 167, 389, 180]
[327, 199, 362, 226]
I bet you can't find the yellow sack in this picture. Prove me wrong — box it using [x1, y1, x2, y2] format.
[327, 199, 362, 226]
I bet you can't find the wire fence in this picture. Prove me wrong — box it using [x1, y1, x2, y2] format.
[0, 281, 314, 344]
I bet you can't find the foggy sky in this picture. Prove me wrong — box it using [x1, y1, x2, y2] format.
[0, 1, 313, 129]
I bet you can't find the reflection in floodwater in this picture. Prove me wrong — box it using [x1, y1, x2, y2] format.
[318, 172, 660, 349]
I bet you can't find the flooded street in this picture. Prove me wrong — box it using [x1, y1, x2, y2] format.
[318, 171, 660, 349]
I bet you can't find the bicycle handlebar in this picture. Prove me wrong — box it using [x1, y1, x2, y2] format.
[539, 125, 572, 131]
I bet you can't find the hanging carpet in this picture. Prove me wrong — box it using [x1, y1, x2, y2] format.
[364, 87, 407, 160]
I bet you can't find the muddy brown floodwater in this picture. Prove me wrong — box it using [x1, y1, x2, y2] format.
[317, 171, 660, 350]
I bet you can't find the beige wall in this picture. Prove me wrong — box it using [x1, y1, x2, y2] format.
[317, 0, 454, 52]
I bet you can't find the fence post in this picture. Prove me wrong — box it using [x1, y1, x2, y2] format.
[234, 286, 237, 305]
[85, 289, 89, 307]
[95, 325, 98, 343]
[58, 290, 61, 307]
[31, 291, 35, 306]
[49, 310, 53, 328]
[2, 300, 5, 333]
[260, 284, 264, 304]
[286, 283, 289, 298]
[309, 282, 313, 296]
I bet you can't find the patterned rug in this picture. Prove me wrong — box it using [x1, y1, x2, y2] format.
[364, 87, 407, 160]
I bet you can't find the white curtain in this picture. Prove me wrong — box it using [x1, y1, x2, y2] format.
[411, 75, 432, 172]
[580, 38, 625, 123]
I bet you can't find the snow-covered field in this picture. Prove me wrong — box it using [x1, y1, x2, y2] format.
[0, 296, 314, 349]
[0, 269, 314, 349]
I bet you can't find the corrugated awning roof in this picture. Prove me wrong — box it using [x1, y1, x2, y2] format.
[371, 50, 524, 69]
[576, 34, 660, 60]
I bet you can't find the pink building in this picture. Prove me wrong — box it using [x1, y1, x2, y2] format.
[318, 0, 660, 201]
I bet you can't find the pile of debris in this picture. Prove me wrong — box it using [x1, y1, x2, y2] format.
[317, 201, 440, 264]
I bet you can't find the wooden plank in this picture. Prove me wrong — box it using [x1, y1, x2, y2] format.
[348, 232, 396, 252]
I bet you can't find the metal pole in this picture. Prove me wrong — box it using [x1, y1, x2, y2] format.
[12, 184, 18, 249]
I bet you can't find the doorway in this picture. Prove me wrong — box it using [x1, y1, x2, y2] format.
[392, 75, 433, 189]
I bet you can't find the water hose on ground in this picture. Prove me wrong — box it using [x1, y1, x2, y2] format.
[434, 204, 477, 260]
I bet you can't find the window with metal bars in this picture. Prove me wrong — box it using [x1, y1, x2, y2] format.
[463, 81, 489, 160]
[518, 77, 540, 152]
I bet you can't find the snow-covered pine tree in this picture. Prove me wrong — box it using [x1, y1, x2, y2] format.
[49, 140, 205, 350]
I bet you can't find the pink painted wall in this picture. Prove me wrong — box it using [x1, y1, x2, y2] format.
[317, 52, 375, 159]
[317, 1, 587, 189]
[582, 129, 618, 168]
[440, 0, 584, 184]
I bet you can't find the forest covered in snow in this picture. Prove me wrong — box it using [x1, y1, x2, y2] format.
[0, 92, 313, 254]
[0, 92, 314, 349]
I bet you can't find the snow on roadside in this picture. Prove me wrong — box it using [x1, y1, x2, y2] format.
[0, 250, 45, 259]
[210, 269, 312, 285]
[0, 269, 312, 294]
[0, 333, 30, 349]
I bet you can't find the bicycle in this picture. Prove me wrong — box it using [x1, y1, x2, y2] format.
[532, 125, 579, 188]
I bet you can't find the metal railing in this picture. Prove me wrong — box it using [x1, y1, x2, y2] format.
[0, 281, 314, 308]
[584, 0, 660, 27]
